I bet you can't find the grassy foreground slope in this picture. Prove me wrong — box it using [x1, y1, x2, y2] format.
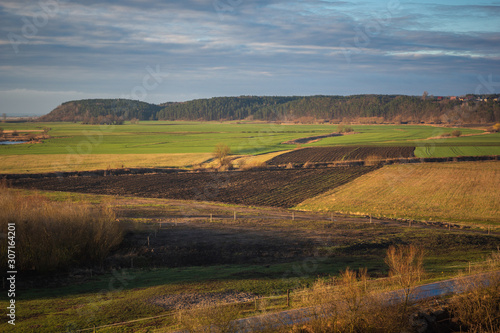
[297, 161, 500, 226]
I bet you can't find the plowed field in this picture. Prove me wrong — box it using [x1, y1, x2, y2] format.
[10, 167, 377, 208]
[267, 146, 415, 165]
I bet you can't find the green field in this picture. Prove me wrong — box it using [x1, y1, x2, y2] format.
[1, 121, 498, 173]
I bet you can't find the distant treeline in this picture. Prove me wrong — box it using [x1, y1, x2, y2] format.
[40, 95, 500, 124]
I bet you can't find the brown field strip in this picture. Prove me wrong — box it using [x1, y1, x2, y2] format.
[9, 167, 377, 208]
[267, 146, 416, 165]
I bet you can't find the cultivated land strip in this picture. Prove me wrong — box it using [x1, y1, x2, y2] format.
[7, 167, 377, 208]
[267, 146, 416, 165]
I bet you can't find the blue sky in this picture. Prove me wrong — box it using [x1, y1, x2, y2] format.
[0, 0, 499, 116]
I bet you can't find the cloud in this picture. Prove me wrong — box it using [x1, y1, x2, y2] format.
[0, 0, 499, 115]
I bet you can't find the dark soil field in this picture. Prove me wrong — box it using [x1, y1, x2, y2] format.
[10, 167, 377, 208]
[267, 146, 416, 165]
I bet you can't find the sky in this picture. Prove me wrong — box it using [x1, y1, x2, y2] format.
[0, 0, 499, 116]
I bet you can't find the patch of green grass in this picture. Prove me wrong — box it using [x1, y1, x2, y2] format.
[415, 145, 500, 157]
[1, 122, 497, 173]
[0, 121, 337, 156]
[307, 125, 483, 147]
[2, 243, 495, 332]
[2, 204, 499, 333]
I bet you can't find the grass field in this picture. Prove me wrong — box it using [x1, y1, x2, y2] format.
[1, 121, 499, 332]
[1, 121, 498, 173]
[297, 161, 500, 225]
[307, 125, 484, 146]
[0, 153, 212, 174]
[1, 189, 499, 332]
[415, 143, 500, 158]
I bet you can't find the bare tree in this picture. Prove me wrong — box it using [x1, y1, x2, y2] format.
[213, 143, 231, 168]
[385, 244, 425, 314]
[422, 91, 428, 101]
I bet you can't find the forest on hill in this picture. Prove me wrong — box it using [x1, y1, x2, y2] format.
[40, 95, 500, 124]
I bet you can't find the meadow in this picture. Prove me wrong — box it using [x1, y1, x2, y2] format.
[297, 161, 500, 226]
[1, 189, 499, 332]
[1, 120, 500, 332]
[1, 121, 498, 173]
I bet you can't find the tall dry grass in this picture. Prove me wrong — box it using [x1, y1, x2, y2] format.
[294, 268, 408, 333]
[450, 271, 500, 333]
[0, 185, 123, 272]
[175, 300, 241, 333]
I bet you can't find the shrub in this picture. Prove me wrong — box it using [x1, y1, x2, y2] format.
[240, 161, 267, 171]
[385, 244, 425, 315]
[488, 123, 500, 133]
[294, 268, 409, 332]
[337, 124, 354, 133]
[303, 161, 313, 168]
[0, 186, 123, 272]
[299, 276, 340, 330]
[214, 143, 232, 169]
[450, 273, 500, 332]
[451, 130, 462, 137]
[364, 155, 382, 166]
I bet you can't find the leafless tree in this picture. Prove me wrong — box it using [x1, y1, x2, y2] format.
[385, 244, 425, 314]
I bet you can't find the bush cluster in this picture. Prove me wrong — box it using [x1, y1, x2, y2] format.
[0, 186, 124, 273]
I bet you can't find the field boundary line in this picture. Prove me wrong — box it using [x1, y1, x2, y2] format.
[75, 312, 175, 332]
[3, 155, 500, 179]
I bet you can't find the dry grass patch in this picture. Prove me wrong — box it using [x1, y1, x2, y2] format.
[0, 153, 212, 174]
[175, 300, 241, 333]
[450, 272, 500, 333]
[0, 185, 123, 272]
[298, 161, 500, 225]
[233, 150, 292, 169]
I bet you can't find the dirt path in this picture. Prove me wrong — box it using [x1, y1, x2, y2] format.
[169, 271, 500, 333]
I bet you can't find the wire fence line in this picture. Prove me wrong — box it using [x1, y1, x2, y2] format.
[73, 262, 500, 332]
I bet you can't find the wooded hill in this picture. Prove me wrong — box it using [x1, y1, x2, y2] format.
[40, 95, 500, 124]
